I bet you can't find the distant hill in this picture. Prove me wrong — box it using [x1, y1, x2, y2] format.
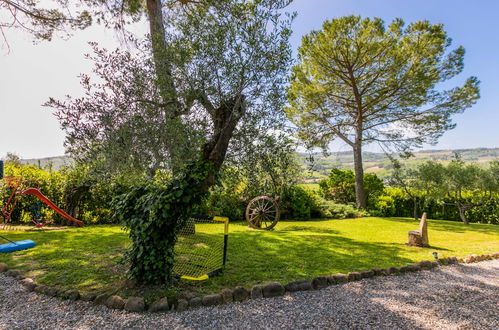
[21, 156, 71, 170]
[18, 147, 499, 181]
[298, 148, 499, 183]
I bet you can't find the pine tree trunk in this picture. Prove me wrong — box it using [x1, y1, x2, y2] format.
[352, 143, 366, 209]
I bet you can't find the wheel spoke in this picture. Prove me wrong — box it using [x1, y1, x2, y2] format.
[262, 202, 275, 212]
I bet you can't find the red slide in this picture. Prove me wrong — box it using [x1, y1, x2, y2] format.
[20, 188, 84, 227]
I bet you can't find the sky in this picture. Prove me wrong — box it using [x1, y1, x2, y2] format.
[0, 0, 498, 159]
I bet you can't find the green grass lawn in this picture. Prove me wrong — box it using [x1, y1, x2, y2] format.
[1, 217, 498, 302]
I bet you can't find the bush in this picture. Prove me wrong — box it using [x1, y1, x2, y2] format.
[197, 188, 246, 222]
[319, 168, 384, 206]
[0, 162, 134, 225]
[370, 187, 499, 224]
[311, 198, 368, 219]
[281, 185, 314, 220]
[370, 195, 396, 217]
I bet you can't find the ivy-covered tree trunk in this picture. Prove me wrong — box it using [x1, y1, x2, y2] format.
[116, 96, 246, 284]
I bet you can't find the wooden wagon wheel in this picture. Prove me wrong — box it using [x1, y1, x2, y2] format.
[245, 195, 280, 230]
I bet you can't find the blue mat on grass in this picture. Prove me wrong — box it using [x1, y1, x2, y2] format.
[0, 240, 36, 253]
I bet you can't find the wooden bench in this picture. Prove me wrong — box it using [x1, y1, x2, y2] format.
[407, 212, 429, 247]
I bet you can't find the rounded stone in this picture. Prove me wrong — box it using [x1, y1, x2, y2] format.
[66, 290, 80, 301]
[34, 285, 47, 294]
[124, 296, 145, 312]
[45, 287, 59, 297]
[176, 299, 188, 312]
[233, 286, 250, 301]
[0, 263, 8, 272]
[106, 295, 126, 310]
[311, 276, 328, 290]
[94, 294, 110, 305]
[80, 292, 96, 302]
[251, 285, 263, 299]
[360, 270, 375, 278]
[20, 278, 36, 291]
[347, 272, 362, 281]
[419, 260, 433, 270]
[407, 264, 421, 272]
[149, 298, 169, 312]
[5, 269, 20, 277]
[221, 288, 234, 303]
[189, 297, 202, 308]
[167, 295, 178, 309]
[285, 280, 312, 292]
[387, 267, 399, 274]
[262, 282, 285, 297]
[331, 273, 348, 284]
[399, 266, 411, 273]
[202, 294, 222, 306]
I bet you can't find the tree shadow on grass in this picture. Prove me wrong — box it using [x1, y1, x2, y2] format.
[381, 217, 499, 235]
[280, 226, 341, 235]
[0, 227, 129, 292]
[187, 229, 422, 294]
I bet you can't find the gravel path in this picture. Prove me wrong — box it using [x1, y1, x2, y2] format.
[1, 260, 498, 329]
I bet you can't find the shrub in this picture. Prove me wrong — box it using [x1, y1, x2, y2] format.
[281, 185, 314, 220]
[197, 188, 246, 222]
[311, 199, 368, 219]
[319, 168, 384, 206]
[370, 195, 396, 217]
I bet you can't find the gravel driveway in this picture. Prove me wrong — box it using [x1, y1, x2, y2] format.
[1, 260, 498, 329]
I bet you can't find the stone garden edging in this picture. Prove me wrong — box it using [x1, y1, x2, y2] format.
[1, 252, 498, 313]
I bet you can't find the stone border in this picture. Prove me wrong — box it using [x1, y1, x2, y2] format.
[1, 252, 498, 313]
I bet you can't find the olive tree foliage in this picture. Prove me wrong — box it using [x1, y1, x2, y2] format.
[0, 0, 147, 47]
[386, 156, 422, 220]
[414, 157, 499, 225]
[233, 134, 301, 200]
[47, 0, 294, 178]
[0, 0, 205, 45]
[46, 44, 197, 177]
[49, 0, 295, 284]
[286, 16, 480, 209]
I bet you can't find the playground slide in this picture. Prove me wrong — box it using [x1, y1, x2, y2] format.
[20, 188, 84, 227]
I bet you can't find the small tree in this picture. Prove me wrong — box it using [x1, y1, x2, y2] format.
[415, 158, 498, 225]
[319, 168, 384, 207]
[238, 134, 302, 200]
[387, 157, 421, 220]
[287, 16, 480, 209]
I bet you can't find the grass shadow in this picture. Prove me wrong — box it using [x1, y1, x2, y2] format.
[382, 217, 499, 235]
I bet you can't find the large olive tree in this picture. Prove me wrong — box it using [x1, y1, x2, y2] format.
[287, 16, 480, 209]
[48, 0, 294, 283]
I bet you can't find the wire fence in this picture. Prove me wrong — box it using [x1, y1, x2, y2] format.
[174, 215, 228, 280]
